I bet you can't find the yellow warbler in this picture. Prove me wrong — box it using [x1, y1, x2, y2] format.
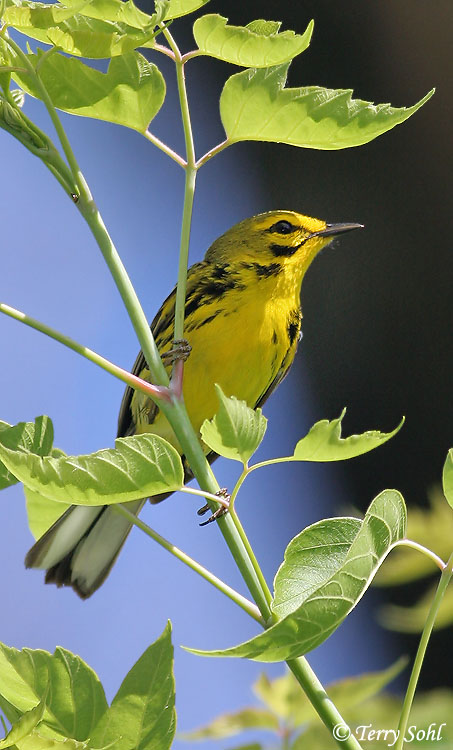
[26, 210, 362, 597]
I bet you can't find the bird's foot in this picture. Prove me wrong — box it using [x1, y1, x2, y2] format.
[198, 488, 230, 526]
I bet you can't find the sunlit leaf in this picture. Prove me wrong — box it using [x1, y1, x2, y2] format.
[90, 622, 175, 750]
[14, 49, 165, 131]
[291, 410, 403, 462]
[220, 63, 434, 149]
[62, 0, 157, 29]
[0, 643, 107, 740]
[186, 491, 406, 660]
[0, 419, 184, 505]
[165, 0, 210, 20]
[3, 0, 153, 58]
[15, 732, 91, 750]
[0, 691, 46, 749]
[193, 14, 313, 67]
[0, 416, 53, 490]
[200, 384, 267, 464]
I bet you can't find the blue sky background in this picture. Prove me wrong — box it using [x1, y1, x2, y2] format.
[2, 2, 445, 747]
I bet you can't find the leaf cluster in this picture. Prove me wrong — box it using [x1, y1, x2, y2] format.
[0, 624, 175, 750]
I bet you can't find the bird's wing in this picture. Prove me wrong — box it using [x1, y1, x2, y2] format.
[254, 350, 295, 411]
[117, 261, 206, 439]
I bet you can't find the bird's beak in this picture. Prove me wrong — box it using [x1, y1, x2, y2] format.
[312, 222, 364, 238]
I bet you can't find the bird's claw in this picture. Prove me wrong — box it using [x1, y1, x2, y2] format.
[198, 488, 230, 526]
[162, 339, 192, 366]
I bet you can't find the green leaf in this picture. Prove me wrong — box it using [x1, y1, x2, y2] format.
[272, 517, 362, 618]
[375, 489, 452, 586]
[193, 15, 313, 68]
[292, 410, 403, 462]
[220, 63, 434, 149]
[254, 659, 406, 727]
[90, 622, 175, 750]
[0, 691, 46, 749]
[14, 49, 165, 132]
[179, 708, 278, 741]
[25, 486, 70, 540]
[186, 490, 406, 661]
[442, 449, 453, 508]
[200, 384, 267, 464]
[15, 732, 91, 750]
[164, 0, 210, 20]
[0, 417, 54, 490]
[3, 0, 153, 58]
[0, 419, 184, 505]
[62, 0, 157, 30]
[0, 643, 108, 740]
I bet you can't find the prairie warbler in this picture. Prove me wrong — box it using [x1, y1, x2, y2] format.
[26, 210, 362, 597]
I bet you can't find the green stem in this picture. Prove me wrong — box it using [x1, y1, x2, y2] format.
[196, 139, 231, 168]
[0, 303, 168, 403]
[395, 551, 453, 750]
[395, 539, 445, 572]
[112, 504, 264, 625]
[162, 25, 197, 343]
[4, 35, 81, 186]
[143, 130, 187, 167]
[288, 658, 364, 750]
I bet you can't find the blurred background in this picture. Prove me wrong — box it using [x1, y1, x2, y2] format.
[0, 0, 452, 747]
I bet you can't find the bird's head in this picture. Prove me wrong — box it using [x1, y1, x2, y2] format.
[205, 210, 363, 281]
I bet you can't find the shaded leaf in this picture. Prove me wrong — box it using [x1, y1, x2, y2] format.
[179, 708, 278, 741]
[3, 0, 153, 58]
[90, 622, 175, 750]
[0, 419, 184, 505]
[0, 643, 107, 740]
[442, 449, 453, 509]
[193, 14, 313, 67]
[186, 491, 406, 661]
[14, 49, 165, 131]
[375, 489, 451, 586]
[272, 518, 362, 618]
[220, 63, 434, 149]
[201, 384, 267, 464]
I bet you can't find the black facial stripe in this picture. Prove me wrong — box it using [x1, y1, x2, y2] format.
[270, 241, 303, 257]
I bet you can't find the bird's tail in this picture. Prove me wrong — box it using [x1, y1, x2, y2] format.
[25, 499, 145, 599]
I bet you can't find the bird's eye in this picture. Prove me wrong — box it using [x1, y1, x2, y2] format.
[269, 220, 295, 234]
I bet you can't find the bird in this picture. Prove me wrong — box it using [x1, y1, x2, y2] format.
[25, 210, 362, 598]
